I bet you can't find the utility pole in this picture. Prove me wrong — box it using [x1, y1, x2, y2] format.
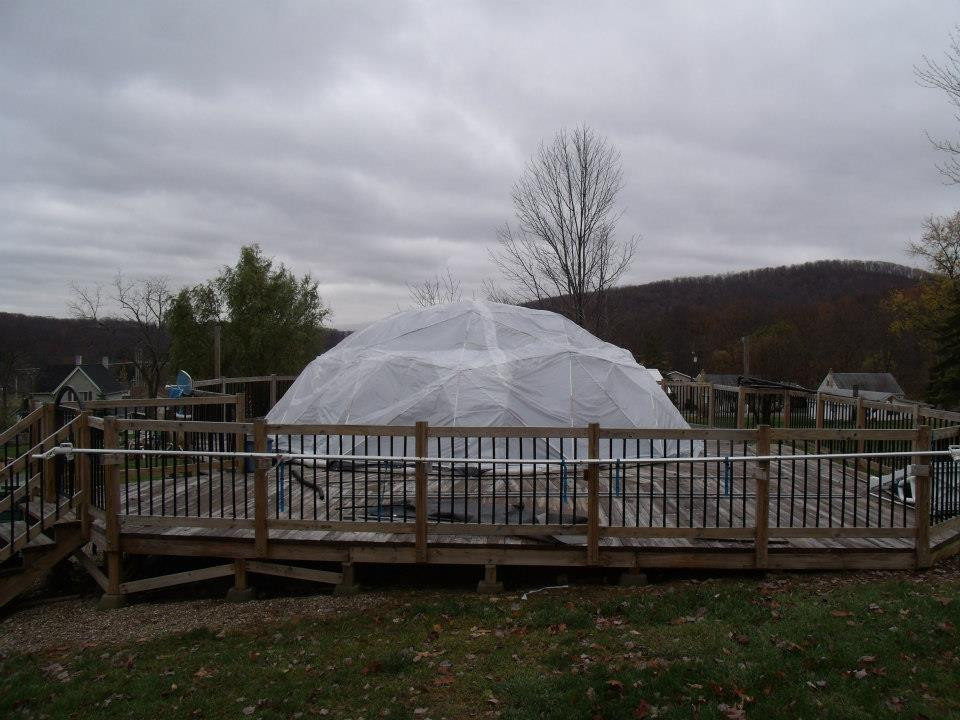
[741, 335, 750, 378]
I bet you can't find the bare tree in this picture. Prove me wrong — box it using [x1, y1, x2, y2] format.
[491, 124, 636, 332]
[917, 27, 960, 183]
[909, 212, 960, 280]
[407, 267, 463, 307]
[70, 273, 173, 397]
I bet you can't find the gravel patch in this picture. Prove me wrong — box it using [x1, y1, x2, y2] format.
[0, 592, 387, 656]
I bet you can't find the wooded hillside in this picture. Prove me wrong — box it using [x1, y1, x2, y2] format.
[590, 260, 929, 396]
[1, 259, 932, 399]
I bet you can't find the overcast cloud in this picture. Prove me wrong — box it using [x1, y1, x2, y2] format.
[1, 1, 959, 327]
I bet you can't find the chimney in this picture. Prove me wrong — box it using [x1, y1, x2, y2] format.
[74, 355, 82, 367]
[102, 356, 109, 369]
[852, 384, 860, 398]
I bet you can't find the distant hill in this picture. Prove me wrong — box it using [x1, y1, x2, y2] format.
[1, 259, 931, 400]
[587, 260, 928, 397]
[0, 312, 348, 383]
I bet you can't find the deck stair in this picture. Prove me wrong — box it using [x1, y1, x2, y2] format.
[0, 519, 85, 609]
[0, 411, 87, 610]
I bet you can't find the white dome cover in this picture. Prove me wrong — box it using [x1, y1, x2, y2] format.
[268, 300, 688, 436]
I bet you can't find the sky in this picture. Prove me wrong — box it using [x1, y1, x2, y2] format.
[1, 1, 959, 329]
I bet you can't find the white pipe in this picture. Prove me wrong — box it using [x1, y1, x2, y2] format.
[30, 443, 960, 466]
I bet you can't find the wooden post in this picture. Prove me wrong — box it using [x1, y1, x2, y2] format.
[736, 386, 747, 429]
[78, 412, 91, 539]
[269, 374, 278, 411]
[234, 392, 246, 467]
[103, 416, 120, 554]
[234, 558, 247, 589]
[415, 421, 428, 563]
[42, 403, 56, 499]
[815, 393, 825, 429]
[914, 425, 932, 569]
[254, 419, 268, 557]
[99, 415, 126, 608]
[782, 392, 791, 429]
[754, 425, 771, 569]
[587, 422, 600, 565]
[707, 384, 716, 427]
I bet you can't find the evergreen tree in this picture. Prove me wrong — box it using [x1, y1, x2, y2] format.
[169, 245, 331, 377]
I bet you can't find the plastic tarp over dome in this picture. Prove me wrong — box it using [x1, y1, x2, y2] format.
[267, 300, 690, 461]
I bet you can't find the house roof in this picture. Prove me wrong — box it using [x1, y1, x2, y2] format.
[699, 373, 812, 392]
[34, 364, 125, 396]
[822, 372, 904, 395]
[702, 373, 742, 387]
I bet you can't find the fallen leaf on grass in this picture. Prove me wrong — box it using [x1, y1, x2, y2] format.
[830, 610, 853, 618]
[718, 703, 746, 719]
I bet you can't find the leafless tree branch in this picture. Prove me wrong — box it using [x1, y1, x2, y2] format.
[916, 27, 960, 183]
[70, 273, 173, 397]
[490, 124, 637, 332]
[407, 267, 463, 307]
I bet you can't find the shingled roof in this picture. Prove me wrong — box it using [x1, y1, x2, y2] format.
[823, 372, 904, 396]
[34, 363, 125, 395]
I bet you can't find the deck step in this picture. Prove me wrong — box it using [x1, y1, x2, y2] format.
[0, 521, 55, 549]
[20, 501, 77, 524]
[0, 524, 86, 609]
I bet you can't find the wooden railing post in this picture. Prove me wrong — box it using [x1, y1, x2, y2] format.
[42, 403, 57, 499]
[815, 393, 825, 429]
[100, 415, 125, 605]
[587, 422, 600, 565]
[234, 392, 246, 461]
[78, 412, 91, 539]
[254, 419, 268, 557]
[707, 384, 716, 427]
[269, 374, 278, 411]
[754, 425, 770, 569]
[914, 424, 932, 569]
[856, 395, 867, 454]
[415, 421, 428, 563]
[736, 386, 747, 429]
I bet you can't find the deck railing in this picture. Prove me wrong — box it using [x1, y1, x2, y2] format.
[660, 381, 960, 431]
[62, 417, 957, 570]
[180, 374, 960, 433]
[193, 375, 296, 419]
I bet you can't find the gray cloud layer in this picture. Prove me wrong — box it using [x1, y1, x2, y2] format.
[1, 1, 958, 327]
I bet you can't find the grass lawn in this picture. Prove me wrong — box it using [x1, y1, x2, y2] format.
[2, 566, 959, 719]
